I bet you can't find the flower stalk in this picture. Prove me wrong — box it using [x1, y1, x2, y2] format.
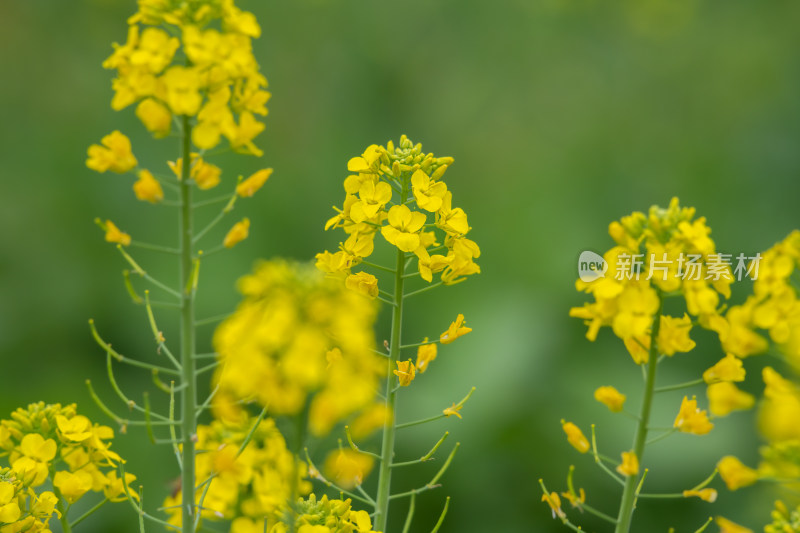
[615, 290, 663, 533]
[374, 179, 409, 531]
[178, 115, 198, 533]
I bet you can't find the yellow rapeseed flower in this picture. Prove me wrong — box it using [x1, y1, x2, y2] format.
[616, 451, 639, 477]
[103, 220, 131, 246]
[541, 491, 566, 520]
[415, 340, 438, 373]
[717, 456, 759, 490]
[673, 396, 713, 435]
[703, 353, 746, 383]
[440, 313, 471, 344]
[716, 516, 753, 533]
[345, 271, 379, 299]
[561, 421, 589, 454]
[682, 488, 718, 502]
[236, 168, 272, 197]
[132, 169, 164, 203]
[594, 386, 626, 412]
[86, 131, 137, 173]
[223, 218, 250, 248]
[393, 360, 416, 387]
[707, 382, 755, 417]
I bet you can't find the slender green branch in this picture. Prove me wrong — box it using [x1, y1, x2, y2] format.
[131, 241, 180, 254]
[646, 428, 677, 446]
[401, 493, 415, 533]
[404, 282, 443, 299]
[118, 462, 180, 530]
[430, 497, 450, 533]
[615, 291, 663, 533]
[195, 313, 231, 327]
[303, 449, 374, 506]
[392, 432, 449, 467]
[654, 378, 704, 393]
[69, 498, 109, 529]
[591, 425, 626, 487]
[192, 192, 237, 244]
[144, 291, 182, 370]
[360, 260, 396, 273]
[581, 503, 618, 524]
[400, 339, 439, 350]
[345, 426, 381, 459]
[179, 113, 198, 533]
[377, 295, 397, 307]
[374, 241, 408, 531]
[89, 319, 180, 375]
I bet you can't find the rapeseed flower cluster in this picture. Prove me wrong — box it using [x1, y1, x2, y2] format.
[212, 260, 386, 436]
[571, 197, 736, 361]
[550, 199, 769, 532]
[272, 494, 378, 533]
[102, 0, 269, 155]
[316, 136, 480, 290]
[0, 403, 133, 532]
[164, 415, 310, 529]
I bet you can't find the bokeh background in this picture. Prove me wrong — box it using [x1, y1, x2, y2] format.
[1, 0, 800, 531]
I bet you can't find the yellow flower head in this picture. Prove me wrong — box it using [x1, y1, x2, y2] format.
[673, 396, 713, 435]
[345, 272, 379, 299]
[616, 451, 639, 477]
[236, 168, 272, 197]
[212, 261, 383, 436]
[440, 313, 472, 344]
[223, 218, 250, 248]
[53, 470, 93, 504]
[717, 455, 759, 491]
[707, 382, 755, 417]
[703, 353, 746, 384]
[101, 219, 131, 246]
[86, 131, 137, 173]
[657, 313, 696, 355]
[682, 488, 718, 502]
[561, 421, 590, 454]
[135, 98, 172, 138]
[415, 340, 438, 373]
[393, 360, 416, 387]
[277, 494, 379, 533]
[716, 516, 753, 533]
[541, 490, 565, 520]
[318, 137, 479, 285]
[133, 169, 164, 203]
[594, 386, 626, 413]
[443, 402, 463, 419]
[323, 449, 374, 490]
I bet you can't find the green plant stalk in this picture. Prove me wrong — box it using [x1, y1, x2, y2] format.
[179, 115, 198, 533]
[374, 181, 409, 531]
[615, 292, 663, 533]
[53, 485, 72, 533]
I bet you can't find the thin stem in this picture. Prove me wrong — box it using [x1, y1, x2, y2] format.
[404, 282, 442, 299]
[131, 241, 180, 255]
[360, 260, 396, 274]
[54, 486, 72, 533]
[69, 498, 109, 529]
[654, 378, 704, 393]
[374, 188, 409, 531]
[430, 497, 450, 533]
[401, 493, 415, 533]
[179, 114, 198, 533]
[615, 290, 663, 533]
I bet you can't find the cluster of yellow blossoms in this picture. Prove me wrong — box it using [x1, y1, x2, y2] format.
[272, 494, 378, 533]
[0, 403, 133, 532]
[103, 0, 269, 155]
[164, 415, 310, 530]
[316, 136, 480, 292]
[212, 260, 386, 436]
[571, 197, 736, 355]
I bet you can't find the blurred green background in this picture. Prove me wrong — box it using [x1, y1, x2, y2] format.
[1, 0, 800, 531]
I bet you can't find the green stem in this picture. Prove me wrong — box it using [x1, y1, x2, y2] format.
[615, 291, 663, 533]
[179, 114, 198, 533]
[374, 198, 409, 531]
[54, 488, 72, 533]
